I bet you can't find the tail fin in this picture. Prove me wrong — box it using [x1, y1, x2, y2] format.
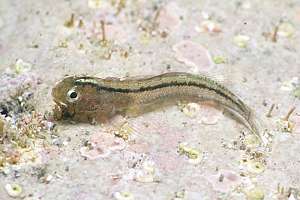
[247, 110, 268, 146]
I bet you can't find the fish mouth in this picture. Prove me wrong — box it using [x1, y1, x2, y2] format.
[53, 100, 75, 120]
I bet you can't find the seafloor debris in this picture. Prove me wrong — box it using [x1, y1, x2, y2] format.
[273, 184, 300, 200]
[88, 0, 101, 9]
[14, 59, 32, 74]
[113, 191, 134, 200]
[138, 2, 182, 37]
[293, 87, 300, 99]
[245, 187, 265, 200]
[195, 20, 222, 34]
[179, 103, 223, 125]
[246, 160, 265, 174]
[5, 183, 23, 198]
[277, 22, 295, 38]
[207, 170, 241, 193]
[0, 72, 38, 118]
[80, 132, 126, 160]
[233, 34, 250, 48]
[266, 104, 275, 118]
[64, 13, 75, 28]
[1, 112, 54, 148]
[280, 77, 299, 92]
[212, 55, 227, 64]
[134, 160, 160, 183]
[178, 142, 203, 164]
[0, 66, 56, 168]
[172, 189, 186, 200]
[276, 107, 296, 133]
[113, 122, 134, 141]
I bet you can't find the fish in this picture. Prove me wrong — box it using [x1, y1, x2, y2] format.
[52, 72, 262, 142]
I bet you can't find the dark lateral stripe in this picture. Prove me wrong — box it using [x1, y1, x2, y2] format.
[74, 80, 247, 114]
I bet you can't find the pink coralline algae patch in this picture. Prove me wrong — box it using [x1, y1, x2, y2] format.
[157, 2, 182, 32]
[206, 170, 241, 193]
[173, 40, 213, 72]
[80, 132, 126, 160]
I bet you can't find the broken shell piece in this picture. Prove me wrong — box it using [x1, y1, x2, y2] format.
[195, 20, 221, 33]
[178, 143, 203, 164]
[244, 135, 260, 148]
[180, 103, 223, 125]
[292, 87, 300, 99]
[135, 161, 159, 183]
[181, 103, 200, 118]
[280, 77, 299, 91]
[113, 191, 134, 200]
[245, 187, 264, 200]
[277, 22, 295, 38]
[212, 56, 227, 64]
[5, 183, 23, 198]
[233, 35, 250, 48]
[15, 59, 32, 74]
[276, 119, 294, 133]
[246, 160, 265, 174]
[114, 123, 134, 141]
[173, 190, 186, 200]
[88, 0, 102, 8]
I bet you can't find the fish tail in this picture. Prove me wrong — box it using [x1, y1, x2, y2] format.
[247, 110, 268, 146]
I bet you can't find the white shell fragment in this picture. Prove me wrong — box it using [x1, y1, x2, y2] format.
[181, 103, 200, 118]
[5, 183, 23, 198]
[280, 77, 299, 91]
[178, 142, 203, 164]
[15, 59, 32, 74]
[113, 191, 134, 200]
[134, 160, 159, 183]
[277, 22, 295, 38]
[88, 0, 102, 8]
[246, 160, 265, 174]
[233, 34, 250, 48]
[245, 187, 265, 200]
[195, 20, 221, 33]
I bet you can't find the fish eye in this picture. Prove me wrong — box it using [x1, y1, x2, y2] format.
[67, 88, 79, 102]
